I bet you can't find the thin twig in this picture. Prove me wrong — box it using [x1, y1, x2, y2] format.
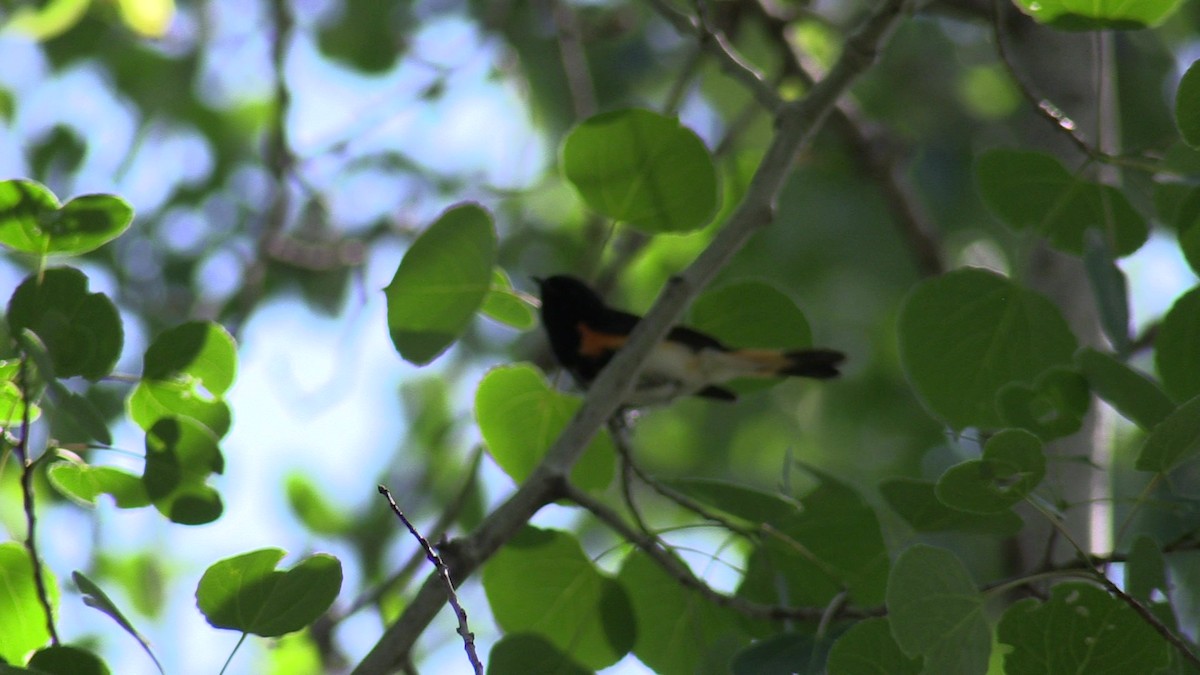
[17, 358, 58, 645]
[1027, 498, 1200, 669]
[563, 482, 877, 623]
[377, 485, 483, 675]
[647, 0, 782, 112]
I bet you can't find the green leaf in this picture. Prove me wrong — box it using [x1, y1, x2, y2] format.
[1013, 0, 1182, 29]
[996, 368, 1090, 440]
[1083, 231, 1132, 354]
[7, 268, 123, 380]
[285, 473, 349, 535]
[998, 583, 1171, 674]
[828, 618, 921, 675]
[480, 269, 536, 331]
[880, 478, 1023, 535]
[738, 475, 890, 607]
[1126, 536, 1168, 603]
[898, 268, 1078, 429]
[128, 321, 237, 438]
[487, 634, 591, 675]
[0, 542, 58, 665]
[196, 549, 342, 637]
[385, 203, 495, 365]
[617, 548, 748, 674]
[1156, 286, 1200, 403]
[976, 150, 1147, 257]
[1135, 394, 1200, 473]
[0, 377, 40, 425]
[1077, 348, 1174, 431]
[562, 108, 718, 233]
[483, 527, 634, 670]
[72, 572, 161, 675]
[936, 429, 1046, 514]
[690, 281, 813, 349]
[142, 416, 224, 524]
[730, 632, 826, 675]
[26, 645, 110, 675]
[886, 545, 989, 675]
[474, 364, 613, 491]
[48, 463, 149, 508]
[1179, 60, 1200, 148]
[666, 477, 799, 526]
[52, 386, 112, 445]
[0, 179, 133, 256]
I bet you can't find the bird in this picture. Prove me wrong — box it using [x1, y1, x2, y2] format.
[534, 275, 844, 407]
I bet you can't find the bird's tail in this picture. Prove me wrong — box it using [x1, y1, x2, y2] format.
[732, 348, 845, 379]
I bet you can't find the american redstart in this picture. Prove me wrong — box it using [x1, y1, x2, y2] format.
[535, 275, 844, 407]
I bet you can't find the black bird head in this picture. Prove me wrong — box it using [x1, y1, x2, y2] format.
[534, 275, 612, 376]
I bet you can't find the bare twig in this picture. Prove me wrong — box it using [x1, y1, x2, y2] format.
[352, 3, 906, 670]
[552, 0, 598, 119]
[564, 482, 878, 622]
[377, 485, 482, 675]
[647, 0, 782, 112]
[17, 358, 58, 645]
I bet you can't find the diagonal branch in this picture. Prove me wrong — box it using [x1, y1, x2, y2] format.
[351, 2, 907, 671]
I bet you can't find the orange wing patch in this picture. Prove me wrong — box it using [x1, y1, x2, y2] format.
[577, 322, 628, 357]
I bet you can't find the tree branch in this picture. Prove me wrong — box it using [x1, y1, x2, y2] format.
[377, 485, 482, 675]
[351, 2, 907, 670]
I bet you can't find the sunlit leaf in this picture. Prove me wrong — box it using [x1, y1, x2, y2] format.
[474, 364, 613, 491]
[562, 108, 718, 233]
[1013, 0, 1182, 29]
[385, 203, 496, 365]
[73, 572, 162, 675]
[0, 541, 58, 665]
[480, 268, 536, 331]
[0, 180, 133, 255]
[115, 0, 174, 37]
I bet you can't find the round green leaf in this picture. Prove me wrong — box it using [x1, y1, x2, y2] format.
[285, 473, 350, 535]
[480, 268, 536, 331]
[562, 108, 718, 233]
[886, 545, 989, 675]
[976, 150, 1147, 257]
[1077, 348, 1174, 431]
[474, 364, 613, 491]
[880, 478, 1023, 536]
[0, 541, 59, 665]
[828, 618, 921, 675]
[998, 584, 1171, 674]
[1156, 286, 1200, 403]
[385, 203, 496, 365]
[935, 429, 1046, 514]
[617, 548, 748, 674]
[483, 527, 634, 670]
[898, 268, 1078, 429]
[0, 179, 133, 255]
[196, 548, 342, 638]
[1013, 0, 1182, 29]
[1135, 394, 1200, 473]
[7, 268, 123, 380]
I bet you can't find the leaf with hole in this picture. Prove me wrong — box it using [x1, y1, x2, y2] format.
[936, 429, 1046, 514]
